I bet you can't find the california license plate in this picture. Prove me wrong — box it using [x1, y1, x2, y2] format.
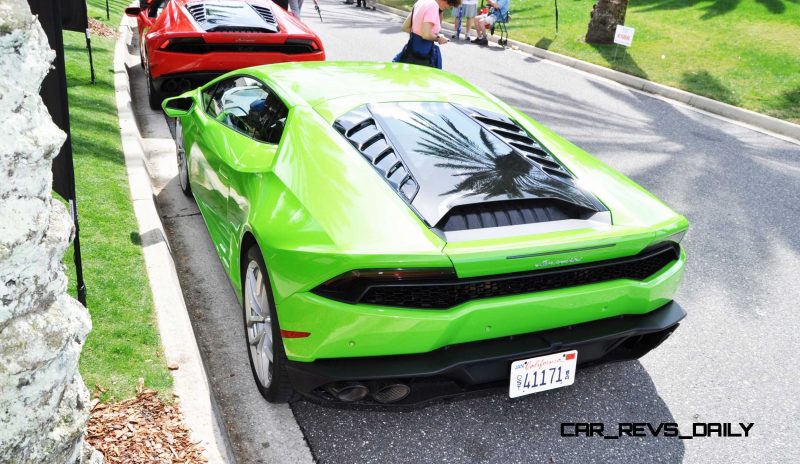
[509, 350, 577, 398]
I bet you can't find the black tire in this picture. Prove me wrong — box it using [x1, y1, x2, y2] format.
[175, 120, 192, 196]
[242, 245, 294, 403]
[146, 66, 163, 111]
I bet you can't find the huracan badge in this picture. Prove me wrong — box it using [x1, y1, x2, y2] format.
[535, 257, 583, 268]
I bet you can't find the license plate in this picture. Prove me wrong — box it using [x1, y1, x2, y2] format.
[509, 350, 577, 398]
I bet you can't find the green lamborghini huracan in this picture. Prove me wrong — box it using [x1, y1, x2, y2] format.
[163, 62, 688, 405]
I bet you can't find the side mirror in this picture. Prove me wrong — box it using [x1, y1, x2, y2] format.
[125, 7, 142, 17]
[162, 96, 194, 117]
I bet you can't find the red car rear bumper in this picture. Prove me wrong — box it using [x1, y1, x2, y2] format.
[149, 49, 325, 93]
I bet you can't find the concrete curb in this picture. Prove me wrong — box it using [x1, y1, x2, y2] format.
[113, 19, 234, 464]
[374, 3, 800, 142]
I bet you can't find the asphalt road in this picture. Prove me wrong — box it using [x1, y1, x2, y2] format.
[292, 2, 800, 463]
[138, 1, 800, 462]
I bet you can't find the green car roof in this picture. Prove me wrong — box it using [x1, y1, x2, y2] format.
[243, 61, 496, 119]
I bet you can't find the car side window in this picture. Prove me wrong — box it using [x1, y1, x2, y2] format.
[148, 0, 169, 18]
[202, 82, 220, 117]
[205, 76, 288, 145]
[257, 92, 289, 145]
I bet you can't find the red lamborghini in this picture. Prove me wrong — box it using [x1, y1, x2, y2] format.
[125, 0, 325, 109]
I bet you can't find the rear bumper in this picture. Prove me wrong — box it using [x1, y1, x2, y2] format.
[152, 72, 224, 95]
[286, 300, 685, 404]
[280, 249, 686, 361]
[148, 49, 325, 81]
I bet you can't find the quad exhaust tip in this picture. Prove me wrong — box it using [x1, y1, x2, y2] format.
[370, 382, 411, 404]
[321, 381, 411, 403]
[325, 382, 369, 402]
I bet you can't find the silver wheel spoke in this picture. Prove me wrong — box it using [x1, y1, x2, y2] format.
[245, 259, 274, 389]
[249, 328, 265, 347]
[247, 268, 264, 315]
[249, 285, 264, 317]
[260, 330, 274, 362]
[247, 314, 265, 327]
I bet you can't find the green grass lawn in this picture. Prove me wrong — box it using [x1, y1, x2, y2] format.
[63, 0, 172, 402]
[384, 0, 800, 124]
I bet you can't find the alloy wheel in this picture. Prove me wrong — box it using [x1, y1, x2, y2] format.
[244, 260, 273, 388]
[176, 121, 189, 192]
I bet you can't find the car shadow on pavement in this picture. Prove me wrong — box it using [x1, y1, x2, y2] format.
[291, 360, 685, 463]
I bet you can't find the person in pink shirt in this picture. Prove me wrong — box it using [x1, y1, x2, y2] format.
[394, 0, 461, 68]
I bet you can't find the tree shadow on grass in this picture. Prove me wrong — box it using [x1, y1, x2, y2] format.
[680, 70, 740, 105]
[588, 43, 649, 79]
[634, 0, 798, 18]
[769, 86, 800, 122]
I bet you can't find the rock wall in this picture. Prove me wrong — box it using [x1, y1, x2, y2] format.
[0, 1, 101, 462]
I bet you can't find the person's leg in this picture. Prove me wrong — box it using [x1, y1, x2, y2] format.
[474, 15, 493, 44]
[473, 14, 486, 39]
[464, 5, 476, 39]
[484, 16, 496, 43]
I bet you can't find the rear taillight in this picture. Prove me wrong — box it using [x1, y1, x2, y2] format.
[284, 38, 317, 52]
[160, 36, 206, 53]
[311, 268, 456, 304]
[284, 38, 312, 46]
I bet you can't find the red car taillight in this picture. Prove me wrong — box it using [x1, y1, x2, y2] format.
[158, 36, 206, 53]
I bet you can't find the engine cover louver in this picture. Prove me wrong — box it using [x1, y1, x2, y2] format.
[467, 107, 573, 180]
[334, 107, 420, 202]
[184, 1, 279, 34]
[250, 5, 277, 25]
[334, 102, 607, 236]
[186, 3, 206, 22]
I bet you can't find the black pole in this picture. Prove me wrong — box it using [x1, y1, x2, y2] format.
[554, 0, 559, 33]
[70, 200, 87, 306]
[28, 0, 89, 307]
[106, 0, 110, 20]
[85, 29, 96, 84]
